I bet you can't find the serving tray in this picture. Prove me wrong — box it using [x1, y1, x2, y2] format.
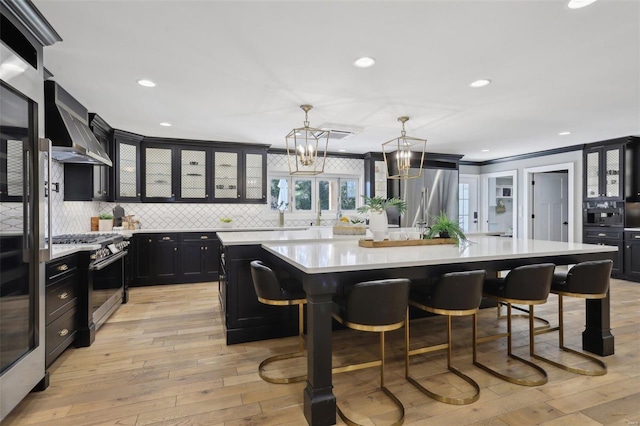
[358, 238, 457, 248]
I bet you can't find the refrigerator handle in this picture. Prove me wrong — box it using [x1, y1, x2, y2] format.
[39, 138, 52, 262]
[22, 138, 31, 263]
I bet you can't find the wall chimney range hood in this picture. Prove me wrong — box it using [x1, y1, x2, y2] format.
[44, 80, 112, 166]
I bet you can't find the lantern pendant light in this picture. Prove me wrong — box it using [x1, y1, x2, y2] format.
[285, 105, 330, 175]
[381, 116, 427, 179]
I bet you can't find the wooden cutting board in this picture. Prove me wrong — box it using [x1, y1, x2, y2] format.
[358, 238, 457, 248]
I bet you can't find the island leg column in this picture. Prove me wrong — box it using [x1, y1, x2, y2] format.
[303, 277, 336, 426]
[582, 289, 614, 356]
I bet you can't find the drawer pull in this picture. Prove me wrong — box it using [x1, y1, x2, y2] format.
[635, 235, 640, 239]
[58, 328, 69, 337]
[598, 233, 606, 237]
[57, 264, 68, 272]
[59, 292, 69, 300]
[162, 236, 171, 241]
[200, 236, 208, 240]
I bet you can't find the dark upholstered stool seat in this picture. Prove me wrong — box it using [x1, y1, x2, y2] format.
[332, 278, 410, 426]
[474, 263, 555, 386]
[532, 260, 613, 376]
[250, 260, 306, 384]
[406, 270, 486, 405]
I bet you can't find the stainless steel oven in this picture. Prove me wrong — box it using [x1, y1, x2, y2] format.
[51, 234, 129, 346]
[583, 201, 625, 227]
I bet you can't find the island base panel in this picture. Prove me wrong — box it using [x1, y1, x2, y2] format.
[304, 385, 336, 426]
[582, 329, 615, 356]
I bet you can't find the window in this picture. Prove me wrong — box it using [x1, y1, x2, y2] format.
[459, 182, 470, 232]
[270, 175, 360, 214]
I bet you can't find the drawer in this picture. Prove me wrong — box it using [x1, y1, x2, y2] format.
[179, 232, 216, 243]
[584, 228, 622, 240]
[46, 277, 77, 325]
[155, 233, 178, 243]
[45, 305, 77, 367]
[625, 231, 640, 241]
[46, 255, 79, 282]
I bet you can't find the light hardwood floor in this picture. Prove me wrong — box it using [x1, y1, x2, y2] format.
[3, 278, 639, 426]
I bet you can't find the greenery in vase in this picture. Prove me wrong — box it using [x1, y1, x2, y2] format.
[356, 196, 407, 215]
[424, 212, 467, 243]
[99, 213, 113, 220]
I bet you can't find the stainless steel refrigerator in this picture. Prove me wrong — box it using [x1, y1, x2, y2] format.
[388, 168, 459, 228]
[1, 3, 58, 419]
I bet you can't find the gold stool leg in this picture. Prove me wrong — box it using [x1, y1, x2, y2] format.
[258, 303, 307, 384]
[475, 303, 548, 386]
[531, 295, 607, 376]
[497, 301, 550, 331]
[336, 330, 405, 426]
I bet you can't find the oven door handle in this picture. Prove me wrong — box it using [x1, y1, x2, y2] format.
[90, 250, 128, 271]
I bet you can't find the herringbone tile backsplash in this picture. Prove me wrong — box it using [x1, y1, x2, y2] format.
[0, 154, 364, 234]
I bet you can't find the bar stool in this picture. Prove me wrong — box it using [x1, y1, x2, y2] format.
[531, 260, 612, 376]
[405, 270, 486, 405]
[250, 260, 306, 384]
[332, 278, 410, 426]
[474, 263, 555, 386]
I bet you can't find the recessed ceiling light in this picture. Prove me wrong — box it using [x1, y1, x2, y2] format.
[353, 57, 376, 68]
[481, 149, 490, 152]
[159, 122, 172, 127]
[558, 131, 571, 136]
[567, 0, 598, 9]
[137, 79, 156, 87]
[470, 79, 491, 88]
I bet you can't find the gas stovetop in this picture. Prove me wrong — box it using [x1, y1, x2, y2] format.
[51, 233, 123, 246]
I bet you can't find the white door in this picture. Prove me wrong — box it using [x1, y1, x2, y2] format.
[533, 172, 568, 242]
[459, 175, 479, 233]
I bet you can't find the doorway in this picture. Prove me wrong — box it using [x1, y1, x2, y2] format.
[524, 163, 575, 242]
[532, 172, 569, 242]
[459, 175, 479, 233]
[481, 170, 518, 236]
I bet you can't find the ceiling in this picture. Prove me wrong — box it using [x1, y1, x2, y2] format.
[32, 0, 640, 162]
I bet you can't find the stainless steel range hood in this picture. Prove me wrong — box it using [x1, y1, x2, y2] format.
[44, 80, 112, 166]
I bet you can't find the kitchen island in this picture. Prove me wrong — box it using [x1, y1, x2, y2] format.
[259, 235, 618, 426]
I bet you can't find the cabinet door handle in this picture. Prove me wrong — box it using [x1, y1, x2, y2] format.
[205, 247, 208, 250]
[59, 292, 69, 300]
[137, 193, 141, 196]
[163, 236, 171, 240]
[57, 264, 68, 272]
[635, 235, 640, 239]
[200, 236, 208, 239]
[174, 247, 177, 251]
[148, 239, 152, 243]
[598, 233, 606, 237]
[58, 328, 69, 337]
[201, 247, 204, 251]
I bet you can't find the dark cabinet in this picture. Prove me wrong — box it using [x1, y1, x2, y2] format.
[45, 254, 79, 367]
[584, 143, 625, 201]
[132, 233, 179, 285]
[220, 243, 297, 344]
[178, 233, 219, 282]
[623, 231, 640, 281]
[114, 129, 143, 202]
[177, 146, 211, 202]
[583, 226, 623, 276]
[132, 232, 218, 286]
[142, 143, 175, 202]
[89, 114, 112, 201]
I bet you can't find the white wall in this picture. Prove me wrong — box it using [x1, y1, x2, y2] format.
[472, 150, 583, 241]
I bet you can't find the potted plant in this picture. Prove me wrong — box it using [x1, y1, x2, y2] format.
[98, 213, 114, 231]
[425, 212, 467, 244]
[357, 196, 407, 234]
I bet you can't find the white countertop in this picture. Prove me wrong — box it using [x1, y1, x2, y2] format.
[262, 236, 619, 274]
[217, 227, 362, 245]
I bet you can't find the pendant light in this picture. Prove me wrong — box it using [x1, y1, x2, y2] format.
[382, 116, 427, 179]
[285, 105, 330, 175]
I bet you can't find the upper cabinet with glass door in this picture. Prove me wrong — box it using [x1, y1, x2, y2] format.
[213, 150, 240, 201]
[143, 144, 175, 202]
[243, 150, 266, 203]
[584, 143, 624, 200]
[177, 147, 209, 201]
[114, 130, 143, 202]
